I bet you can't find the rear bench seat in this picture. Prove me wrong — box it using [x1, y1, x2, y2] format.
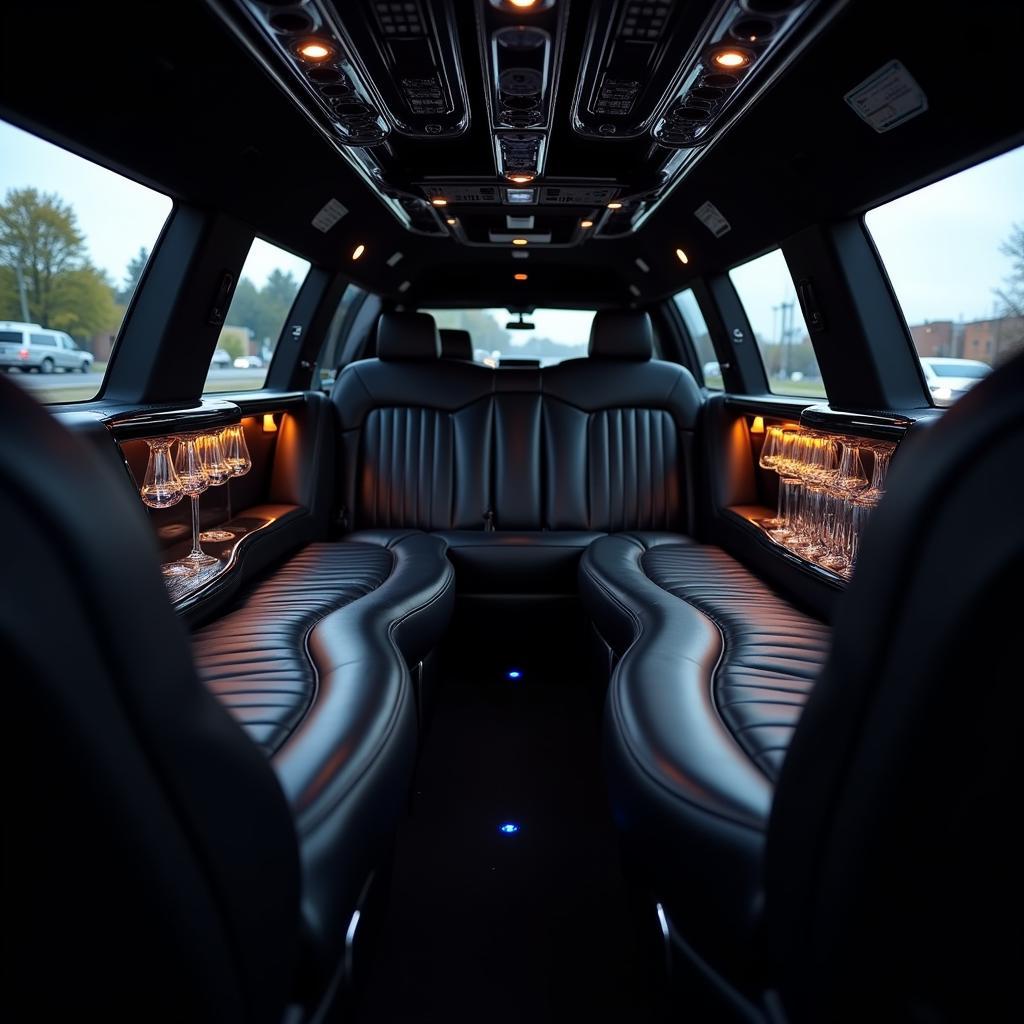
[332, 309, 702, 591]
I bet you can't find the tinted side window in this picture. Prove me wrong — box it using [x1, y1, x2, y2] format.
[0, 330, 22, 343]
[31, 333, 57, 346]
[728, 248, 827, 398]
[864, 143, 1024, 407]
[673, 288, 720, 389]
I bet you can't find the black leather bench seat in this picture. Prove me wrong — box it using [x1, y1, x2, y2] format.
[579, 532, 831, 971]
[193, 542, 395, 754]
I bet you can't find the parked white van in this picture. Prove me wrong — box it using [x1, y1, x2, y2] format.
[0, 322, 94, 373]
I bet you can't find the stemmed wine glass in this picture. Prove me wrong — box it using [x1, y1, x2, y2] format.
[169, 434, 217, 571]
[222, 422, 252, 477]
[197, 431, 236, 542]
[758, 425, 787, 528]
[139, 437, 198, 579]
[768, 429, 804, 542]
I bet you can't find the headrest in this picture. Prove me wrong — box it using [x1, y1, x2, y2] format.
[376, 312, 441, 361]
[439, 328, 474, 361]
[588, 310, 653, 360]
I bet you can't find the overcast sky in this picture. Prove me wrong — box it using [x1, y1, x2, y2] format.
[2, 117, 1021, 327]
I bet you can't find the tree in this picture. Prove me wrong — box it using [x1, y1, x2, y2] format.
[994, 222, 1024, 319]
[48, 264, 120, 336]
[116, 246, 149, 304]
[221, 271, 302, 352]
[0, 188, 87, 326]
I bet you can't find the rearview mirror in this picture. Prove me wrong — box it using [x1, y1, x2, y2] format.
[506, 319, 536, 330]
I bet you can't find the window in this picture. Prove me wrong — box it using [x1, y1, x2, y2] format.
[421, 307, 594, 366]
[0, 118, 172, 403]
[673, 288, 720, 389]
[729, 248, 826, 397]
[865, 144, 1024, 408]
[203, 237, 311, 394]
[316, 283, 364, 388]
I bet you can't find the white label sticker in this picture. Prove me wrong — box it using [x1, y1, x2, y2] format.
[844, 60, 928, 134]
[386, 251, 404, 267]
[311, 198, 348, 233]
[694, 200, 731, 238]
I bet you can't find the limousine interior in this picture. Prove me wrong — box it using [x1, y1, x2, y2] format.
[2, 1, 1021, 1021]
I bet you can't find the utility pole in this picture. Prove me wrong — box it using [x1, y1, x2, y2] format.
[15, 265, 31, 323]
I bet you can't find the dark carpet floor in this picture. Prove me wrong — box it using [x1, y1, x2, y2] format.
[354, 601, 667, 1023]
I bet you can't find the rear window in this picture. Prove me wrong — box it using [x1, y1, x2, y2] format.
[673, 288, 720, 389]
[728, 248, 827, 398]
[422, 308, 593, 366]
[0, 117, 172, 404]
[865, 144, 1024, 407]
[203, 237, 311, 394]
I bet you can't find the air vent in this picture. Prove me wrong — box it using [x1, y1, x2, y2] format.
[420, 184, 503, 204]
[539, 186, 619, 205]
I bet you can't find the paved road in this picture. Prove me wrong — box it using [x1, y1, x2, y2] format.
[9, 366, 267, 398]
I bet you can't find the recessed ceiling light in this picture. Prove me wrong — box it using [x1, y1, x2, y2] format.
[512, 237, 528, 246]
[351, 243, 365, 260]
[296, 40, 335, 62]
[607, 201, 623, 210]
[510, 0, 539, 8]
[446, 217, 457, 225]
[506, 172, 535, 184]
[675, 248, 689, 264]
[580, 219, 593, 228]
[712, 49, 751, 69]
[514, 273, 528, 281]
[431, 197, 448, 207]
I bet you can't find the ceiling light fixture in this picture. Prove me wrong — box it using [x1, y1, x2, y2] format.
[514, 273, 528, 281]
[711, 48, 752, 69]
[580, 219, 593, 228]
[506, 172, 536, 184]
[351, 243, 365, 260]
[431, 197, 448, 207]
[607, 201, 623, 210]
[512, 237, 528, 246]
[296, 40, 335, 62]
[675, 248, 689, 264]
[446, 217, 457, 225]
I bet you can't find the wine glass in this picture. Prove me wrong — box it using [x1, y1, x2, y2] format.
[759, 425, 787, 528]
[197, 432, 236, 543]
[139, 437, 197, 580]
[861, 441, 895, 505]
[834, 442, 869, 498]
[222, 422, 252, 477]
[170, 434, 217, 570]
[768, 430, 804, 541]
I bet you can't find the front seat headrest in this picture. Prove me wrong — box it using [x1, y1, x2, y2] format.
[439, 328, 474, 361]
[377, 311, 441, 361]
[588, 310, 653, 360]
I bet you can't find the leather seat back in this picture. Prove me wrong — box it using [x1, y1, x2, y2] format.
[332, 310, 702, 534]
[1, 378, 300, 1022]
[764, 352, 1024, 1020]
[543, 311, 702, 531]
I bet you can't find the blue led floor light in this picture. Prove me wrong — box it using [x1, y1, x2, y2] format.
[505, 669, 522, 680]
[498, 823, 520, 835]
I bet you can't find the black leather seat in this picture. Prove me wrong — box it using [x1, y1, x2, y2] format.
[1, 375, 452, 1022]
[439, 326, 474, 361]
[583, 354, 1024, 1019]
[579, 532, 830, 977]
[331, 310, 702, 591]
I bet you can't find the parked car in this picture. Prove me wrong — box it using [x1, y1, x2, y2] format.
[209, 347, 232, 368]
[232, 354, 263, 368]
[0, 321, 93, 373]
[920, 356, 992, 405]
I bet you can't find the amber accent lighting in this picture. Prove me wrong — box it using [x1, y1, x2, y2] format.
[514, 273, 528, 281]
[296, 40, 335, 62]
[507, 172, 536, 184]
[512, 237, 528, 246]
[712, 49, 751, 69]
[750, 416, 765, 435]
[263, 413, 278, 433]
[431, 198, 448, 207]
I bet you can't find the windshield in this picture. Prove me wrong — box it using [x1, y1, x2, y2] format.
[422, 307, 594, 366]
